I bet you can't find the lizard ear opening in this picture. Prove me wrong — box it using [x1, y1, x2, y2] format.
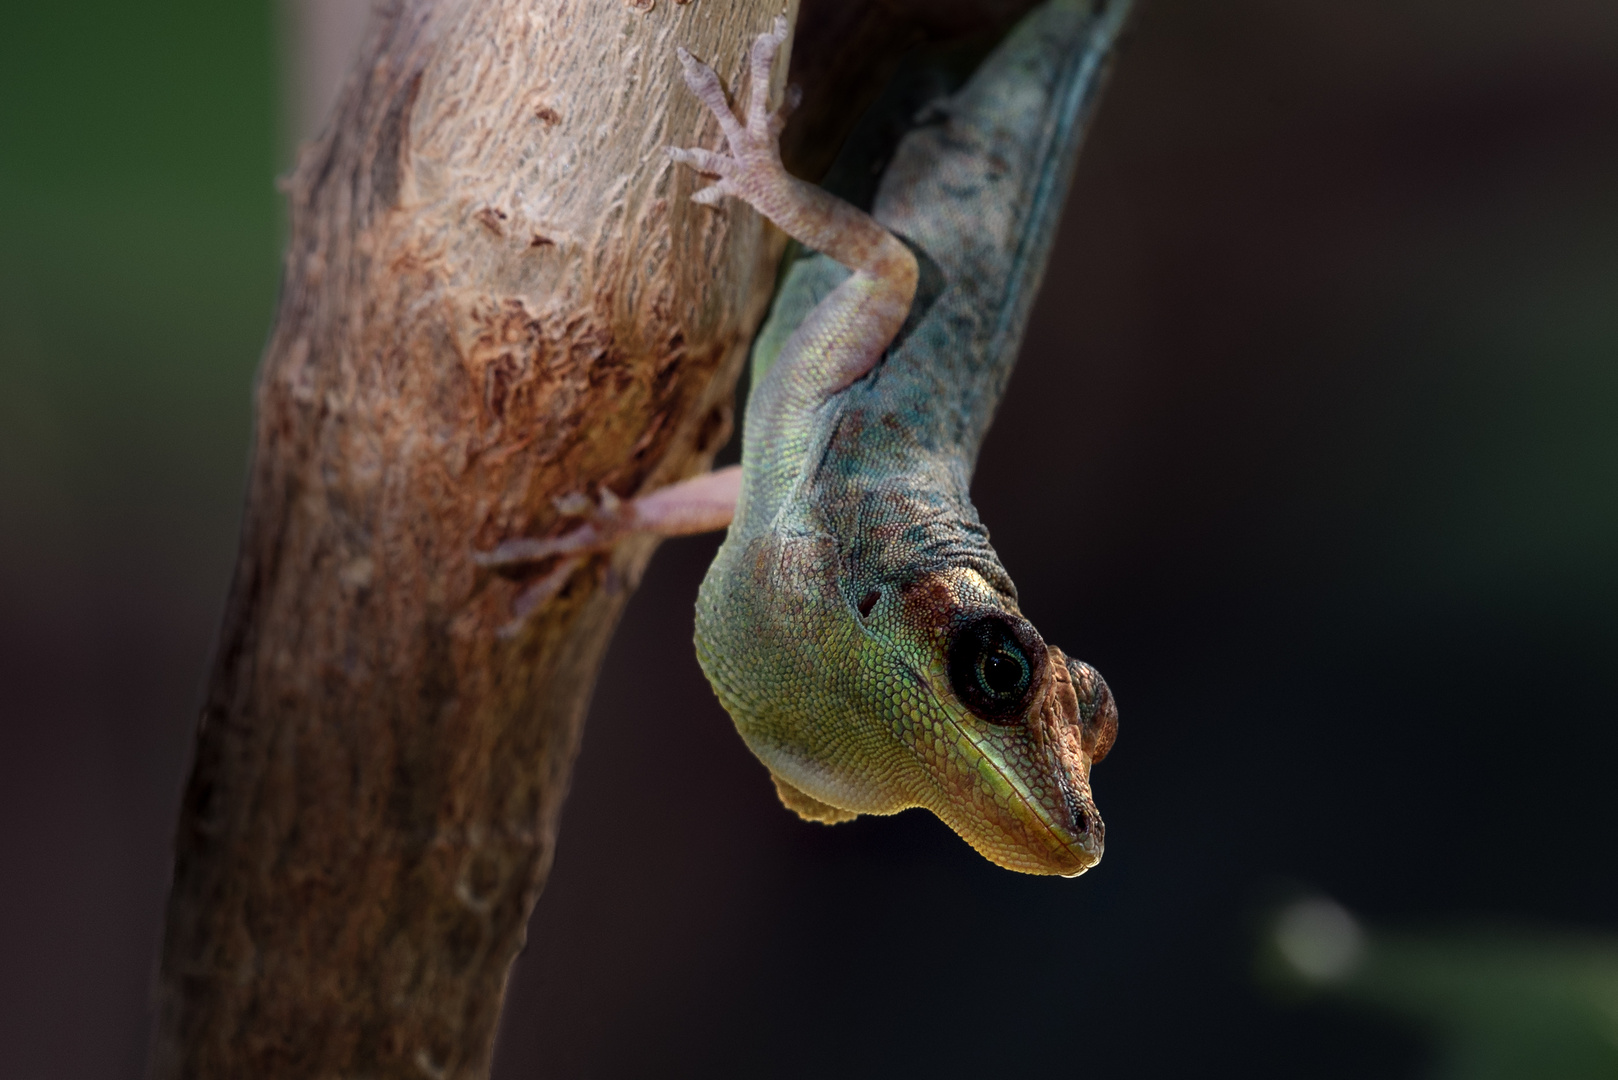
[857, 589, 880, 618]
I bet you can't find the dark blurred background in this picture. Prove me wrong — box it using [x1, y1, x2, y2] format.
[3, 1, 1615, 1077]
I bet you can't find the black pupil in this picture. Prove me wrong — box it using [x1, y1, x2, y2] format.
[979, 648, 1026, 696]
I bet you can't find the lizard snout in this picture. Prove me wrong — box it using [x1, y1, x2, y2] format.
[1030, 648, 1115, 873]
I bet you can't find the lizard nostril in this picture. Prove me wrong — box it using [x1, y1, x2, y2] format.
[1072, 808, 1088, 833]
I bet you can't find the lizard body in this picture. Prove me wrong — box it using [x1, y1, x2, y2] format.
[686, 0, 1126, 877]
[484, 0, 1127, 876]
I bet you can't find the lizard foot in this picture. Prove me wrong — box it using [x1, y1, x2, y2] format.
[473, 491, 617, 638]
[474, 465, 743, 571]
[667, 17, 801, 211]
[473, 489, 632, 571]
[477, 469, 739, 636]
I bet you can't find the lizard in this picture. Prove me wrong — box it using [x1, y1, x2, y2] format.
[480, 0, 1128, 876]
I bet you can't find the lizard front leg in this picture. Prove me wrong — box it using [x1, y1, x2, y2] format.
[473, 465, 739, 635]
[669, 18, 919, 417]
[474, 465, 741, 569]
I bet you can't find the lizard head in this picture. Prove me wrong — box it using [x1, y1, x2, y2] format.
[865, 565, 1116, 876]
[698, 533, 1116, 878]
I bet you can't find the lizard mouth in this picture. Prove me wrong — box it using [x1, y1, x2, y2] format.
[1033, 746, 1104, 877]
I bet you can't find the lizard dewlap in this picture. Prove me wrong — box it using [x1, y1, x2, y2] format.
[676, 0, 1128, 876]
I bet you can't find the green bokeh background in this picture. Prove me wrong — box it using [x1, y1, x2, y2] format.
[1, 0, 279, 540]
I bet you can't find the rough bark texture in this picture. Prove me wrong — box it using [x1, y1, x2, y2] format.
[151, 1, 792, 1075]
[150, 0, 1041, 1076]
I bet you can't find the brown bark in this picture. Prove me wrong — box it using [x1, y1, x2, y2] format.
[152, 1, 790, 1075]
[151, 0, 1040, 1076]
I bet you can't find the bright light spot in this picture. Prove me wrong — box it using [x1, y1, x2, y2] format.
[1275, 897, 1365, 983]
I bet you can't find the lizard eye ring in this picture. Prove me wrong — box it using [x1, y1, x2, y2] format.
[947, 614, 1042, 723]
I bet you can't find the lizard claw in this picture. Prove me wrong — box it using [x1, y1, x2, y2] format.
[675, 46, 743, 145]
[768, 83, 802, 138]
[664, 146, 737, 177]
[496, 556, 584, 639]
[690, 183, 734, 207]
[746, 16, 791, 133]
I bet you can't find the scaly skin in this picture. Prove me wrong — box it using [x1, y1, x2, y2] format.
[675, 0, 1128, 876]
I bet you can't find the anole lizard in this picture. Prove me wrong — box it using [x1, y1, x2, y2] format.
[482, 0, 1128, 876]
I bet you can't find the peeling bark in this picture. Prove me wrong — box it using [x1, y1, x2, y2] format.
[150, 0, 1040, 1076]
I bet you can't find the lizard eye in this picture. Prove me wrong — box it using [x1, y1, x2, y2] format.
[948, 615, 1040, 723]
